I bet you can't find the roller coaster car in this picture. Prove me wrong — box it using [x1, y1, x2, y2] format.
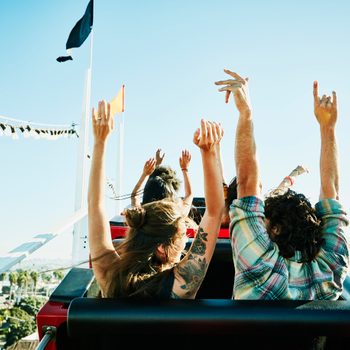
[36, 197, 350, 350]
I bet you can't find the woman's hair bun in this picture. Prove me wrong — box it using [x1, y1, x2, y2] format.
[125, 206, 146, 229]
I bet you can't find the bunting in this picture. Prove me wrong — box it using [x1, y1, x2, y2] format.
[0, 116, 78, 140]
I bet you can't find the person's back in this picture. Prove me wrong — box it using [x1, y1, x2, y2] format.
[215, 70, 349, 300]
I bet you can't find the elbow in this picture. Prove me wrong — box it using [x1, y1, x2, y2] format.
[206, 199, 225, 219]
[320, 185, 339, 200]
[237, 176, 261, 198]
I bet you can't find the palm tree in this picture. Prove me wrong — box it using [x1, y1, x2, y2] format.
[8, 272, 18, 301]
[22, 270, 30, 296]
[53, 270, 64, 281]
[30, 271, 38, 295]
[0, 272, 6, 281]
[16, 272, 26, 303]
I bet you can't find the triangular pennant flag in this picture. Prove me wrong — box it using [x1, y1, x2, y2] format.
[110, 85, 125, 116]
[57, 0, 94, 62]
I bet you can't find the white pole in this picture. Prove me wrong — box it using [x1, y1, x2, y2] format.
[73, 30, 94, 264]
[115, 112, 124, 215]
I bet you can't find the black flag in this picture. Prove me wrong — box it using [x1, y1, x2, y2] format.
[57, 0, 94, 62]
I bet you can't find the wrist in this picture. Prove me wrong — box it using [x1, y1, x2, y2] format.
[93, 141, 107, 150]
[320, 125, 336, 133]
[181, 168, 188, 172]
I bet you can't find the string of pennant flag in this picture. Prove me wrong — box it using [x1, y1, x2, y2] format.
[0, 115, 78, 140]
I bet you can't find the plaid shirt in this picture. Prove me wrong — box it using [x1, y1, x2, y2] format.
[230, 196, 349, 300]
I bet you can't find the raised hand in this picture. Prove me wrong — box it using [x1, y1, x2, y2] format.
[313, 81, 337, 127]
[143, 158, 156, 176]
[155, 148, 165, 166]
[179, 150, 191, 171]
[92, 100, 114, 143]
[193, 119, 223, 152]
[215, 69, 251, 115]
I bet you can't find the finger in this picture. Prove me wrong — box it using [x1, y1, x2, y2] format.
[217, 81, 242, 88]
[332, 91, 337, 108]
[206, 121, 213, 144]
[211, 122, 219, 142]
[214, 122, 223, 140]
[102, 100, 108, 120]
[92, 108, 97, 123]
[215, 79, 241, 86]
[313, 81, 319, 105]
[225, 90, 231, 104]
[218, 86, 241, 92]
[223, 69, 245, 83]
[193, 128, 200, 145]
[200, 119, 208, 142]
[107, 103, 114, 129]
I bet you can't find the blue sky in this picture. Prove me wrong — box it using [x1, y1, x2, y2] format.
[1, 0, 350, 260]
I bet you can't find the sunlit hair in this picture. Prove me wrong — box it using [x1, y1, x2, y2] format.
[142, 166, 181, 204]
[105, 200, 193, 298]
[264, 189, 323, 262]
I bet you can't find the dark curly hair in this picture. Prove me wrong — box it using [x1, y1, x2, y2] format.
[264, 190, 323, 262]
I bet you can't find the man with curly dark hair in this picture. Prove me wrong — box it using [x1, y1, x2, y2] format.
[215, 70, 349, 300]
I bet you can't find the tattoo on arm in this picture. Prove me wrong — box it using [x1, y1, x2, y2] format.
[170, 290, 181, 299]
[176, 227, 209, 297]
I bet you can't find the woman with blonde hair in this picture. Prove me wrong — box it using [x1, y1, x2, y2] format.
[88, 100, 224, 299]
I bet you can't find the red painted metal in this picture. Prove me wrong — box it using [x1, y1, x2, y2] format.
[36, 301, 68, 350]
[110, 224, 230, 239]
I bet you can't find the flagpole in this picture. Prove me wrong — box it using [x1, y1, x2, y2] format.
[73, 29, 94, 264]
[116, 109, 124, 216]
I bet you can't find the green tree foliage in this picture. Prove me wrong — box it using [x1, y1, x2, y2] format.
[4, 307, 35, 348]
[0, 272, 6, 282]
[53, 270, 64, 280]
[17, 296, 46, 316]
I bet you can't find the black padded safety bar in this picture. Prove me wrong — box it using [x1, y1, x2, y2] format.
[49, 267, 94, 304]
[67, 298, 350, 337]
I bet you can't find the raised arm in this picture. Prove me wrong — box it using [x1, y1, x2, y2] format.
[215, 69, 260, 198]
[313, 81, 339, 200]
[215, 132, 226, 185]
[131, 158, 156, 207]
[88, 100, 119, 292]
[173, 120, 224, 298]
[179, 149, 193, 216]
